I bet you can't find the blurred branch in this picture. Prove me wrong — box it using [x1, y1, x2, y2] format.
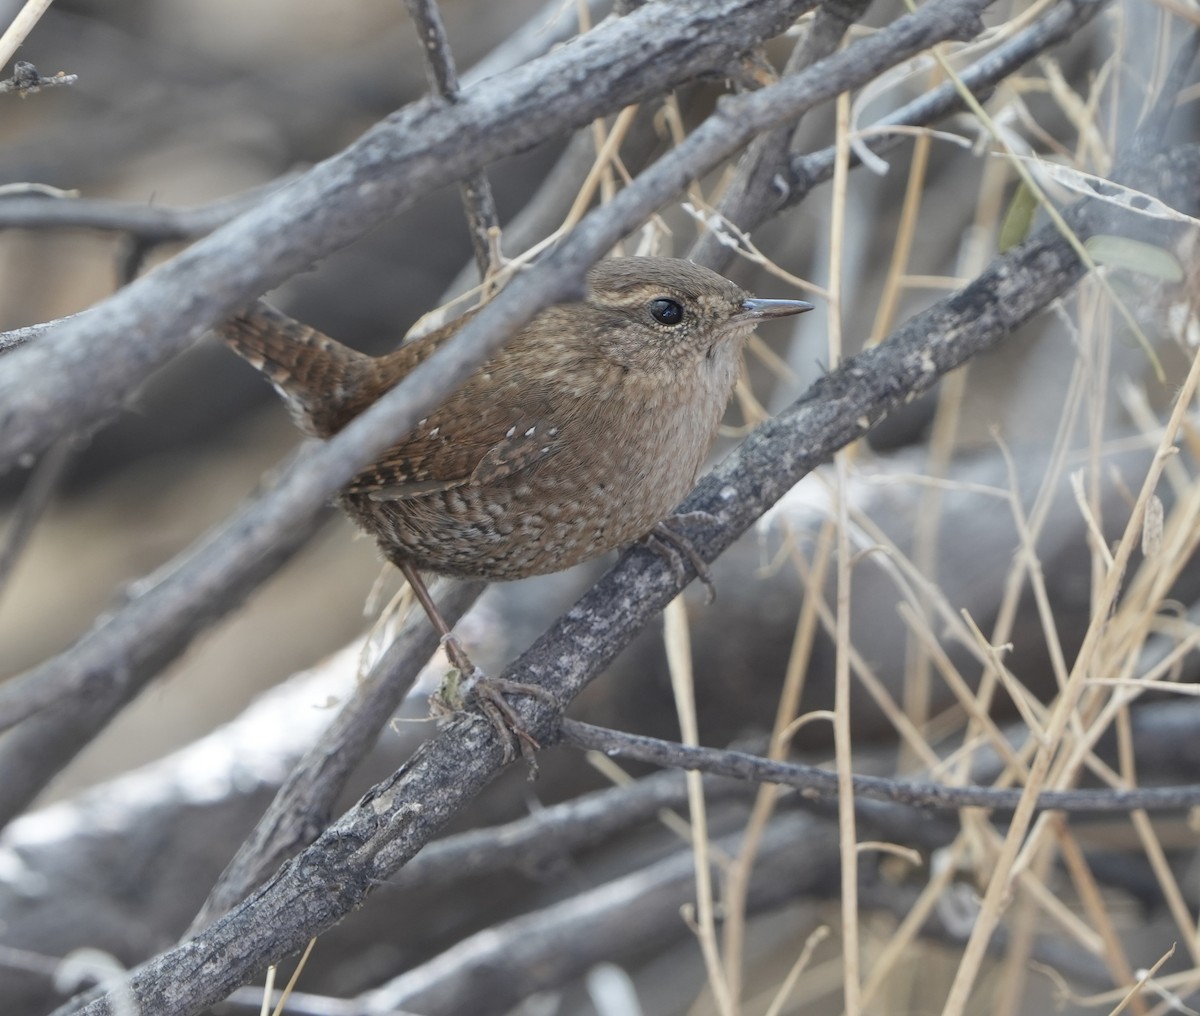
[219, 879, 1115, 1014]
[0, 455, 334, 823]
[558, 720, 1200, 814]
[781, 0, 1112, 208]
[358, 811, 840, 1015]
[688, 0, 873, 268]
[336, 801, 1113, 1014]
[0, 177, 304, 304]
[0, 175, 301, 243]
[459, 0, 607, 89]
[384, 771, 748, 891]
[853, 882, 1115, 990]
[0, 60, 76, 95]
[0, 437, 73, 609]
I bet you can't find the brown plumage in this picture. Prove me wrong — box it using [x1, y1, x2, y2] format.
[220, 257, 811, 581]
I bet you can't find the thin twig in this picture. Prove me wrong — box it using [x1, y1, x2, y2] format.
[0, 0, 56, 70]
[779, 0, 1108, 213]
[0, 174, 300, 243]
[688, 0, 873, 270]
[559, 721, 1200, 814]
[403, 0, 503, 279]
[0, 60, 75, 94]
[0, 437, 73, 610]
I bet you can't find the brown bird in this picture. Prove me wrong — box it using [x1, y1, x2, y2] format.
[220, 257, 810, 741]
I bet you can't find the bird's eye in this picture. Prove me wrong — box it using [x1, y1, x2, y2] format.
[648, 298, 684, 326]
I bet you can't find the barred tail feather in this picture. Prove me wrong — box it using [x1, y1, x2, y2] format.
[218, 301, 371, 438]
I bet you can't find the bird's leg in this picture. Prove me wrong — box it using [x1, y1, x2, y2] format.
[397, 559, 478, 678]
[396, 560, 550, 770]
[642, 512, 719, 603]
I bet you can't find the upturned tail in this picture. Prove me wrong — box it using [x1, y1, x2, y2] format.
[218, 301, 373, 438]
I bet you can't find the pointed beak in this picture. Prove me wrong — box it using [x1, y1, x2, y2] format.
[738, 297, 814, 321]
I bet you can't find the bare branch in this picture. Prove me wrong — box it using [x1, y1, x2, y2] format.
[0, 315, 79, 356]
[692, 0, 1108, 269]
[359, 811, 839, 1015]
[0, 438, 74, 609]
[402, 0, 502, 279]
[0, 467, 333, 823]
[688, 0, 873, 268]
[0, 61, 77, 95]
[558, 719, 1200, 814]
[188, 579, 484, 932]
[0, 175, 300, 247]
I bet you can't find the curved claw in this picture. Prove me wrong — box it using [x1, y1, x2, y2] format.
[644, 516, 717, 603]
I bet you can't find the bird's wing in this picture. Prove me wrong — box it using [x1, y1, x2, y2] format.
[345, 401, 565, 501]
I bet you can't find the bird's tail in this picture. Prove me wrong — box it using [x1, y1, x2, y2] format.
[218, 302, 372, 438]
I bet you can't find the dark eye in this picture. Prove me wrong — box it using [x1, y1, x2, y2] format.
[648, 298, 684, 326]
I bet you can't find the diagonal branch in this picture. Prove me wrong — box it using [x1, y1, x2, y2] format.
[779, 0, 1109, 213]
[688, 0, 874, 269]
[187, 579, 485, 933]
[692, 0, 1108, 272]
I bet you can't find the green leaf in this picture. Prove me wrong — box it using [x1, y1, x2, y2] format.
[1084, 236, 1184, 282]
[999, 181, 1037, 251]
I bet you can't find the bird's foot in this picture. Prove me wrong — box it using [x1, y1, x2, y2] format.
[644, 512, 718, 603]
[431, 634, 554, 774]
[469, 676, 556, 775]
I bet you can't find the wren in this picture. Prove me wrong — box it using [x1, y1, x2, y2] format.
[219, 257, 810, 742]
